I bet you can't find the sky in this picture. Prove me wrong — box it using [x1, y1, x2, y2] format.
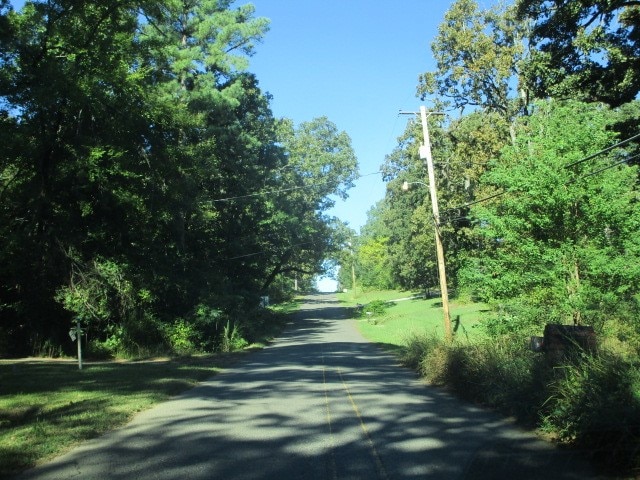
[244, 1, 453, 291]
[246, 0, 452, 231]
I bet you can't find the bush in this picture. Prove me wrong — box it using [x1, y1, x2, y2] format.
[481, 298, 547, 338]
[402, 333, 452, 384]
[402, 332, 640, 475]
[85, 338, 114, 360]
[219, 321, 248, 352]
[165, 319, 198, 356]
[541, 352, 640, 472]
[358, 300, 394, 324]
[404, 334, 543, 422]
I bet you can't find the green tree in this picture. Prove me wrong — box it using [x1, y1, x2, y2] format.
[418, 0, 529, 119]
[0, 0, 278, 355]
[354, 203, 395, 290]
[258, 116, 358, 293]
[379, 120, 437, 291]
[0, 0, 151, 354]
[517, 0, 640, 107]
[461, 100, 640, 333]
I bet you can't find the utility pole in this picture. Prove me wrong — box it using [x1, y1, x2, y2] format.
[348, 241, 357, 299]
[400, 107, 452, 341]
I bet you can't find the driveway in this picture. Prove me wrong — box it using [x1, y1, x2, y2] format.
[15, 294, 604, 479]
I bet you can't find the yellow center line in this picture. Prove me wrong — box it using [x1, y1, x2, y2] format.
[338, 368, 390, 480]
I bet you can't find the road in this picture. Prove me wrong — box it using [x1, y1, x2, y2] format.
[15, 294, 604, 479]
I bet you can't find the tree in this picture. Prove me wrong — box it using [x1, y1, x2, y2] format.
[0, 0, 152, 354]
[418, 0, 529, 119]
[258, 116, 358, 293]
[0, 0, 278, 355]
[0, 0, 357, 356]
[460, 100, 640, 333]
[354, 202, 395, 290]
[375, 117, 446, 292]
[517, 0, 640, 107]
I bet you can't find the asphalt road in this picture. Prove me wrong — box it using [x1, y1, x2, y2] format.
[15, 294, 605, 480]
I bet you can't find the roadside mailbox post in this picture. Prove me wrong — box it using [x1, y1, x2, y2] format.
[69, 320, 84, 370]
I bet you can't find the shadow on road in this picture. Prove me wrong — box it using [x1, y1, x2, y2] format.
[15, 294, 608, 480]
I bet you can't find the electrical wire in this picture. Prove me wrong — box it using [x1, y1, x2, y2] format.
[223, 240, 321, 261]
[435, 150, 638, 225]
[434, 136, 640, 218]
[565, 132, 640, 169]
[207, 170, 382, 203]
[579, 153, 640, 179]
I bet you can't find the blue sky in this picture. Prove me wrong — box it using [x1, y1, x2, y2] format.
[246, 0, 452, 231]
[243, 1, 454, 292]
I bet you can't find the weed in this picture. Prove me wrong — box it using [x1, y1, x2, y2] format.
[541, 352, 640, 473]
[220, 321, 248, 352]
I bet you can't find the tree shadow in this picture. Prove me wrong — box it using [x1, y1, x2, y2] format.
[12, 294, 607, 480]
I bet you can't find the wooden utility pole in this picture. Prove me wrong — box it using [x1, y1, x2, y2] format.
[400, 107, 452, 341]
[419, 106, 452, 341]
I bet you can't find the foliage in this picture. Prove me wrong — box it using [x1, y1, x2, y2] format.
[517, 0, 640, 107]
[360, 299, 392, 318]
[402, 330, 640, 474]
[0, 1, 357, 357]
[403, 333, 543, 419]
[541, 352, 640, 473]
[419, 0, 528, 117]
[165, 319, 199, 356]
[460, 100, 640, 332]
[219, 320, 248, 352]
[357, 236, 395, 290]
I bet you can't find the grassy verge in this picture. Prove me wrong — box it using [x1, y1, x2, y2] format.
[337, 289, 489, 347]
[341, 289, 640, 476]
[0, 303, 295, 477]
[0, 356, 228, 476]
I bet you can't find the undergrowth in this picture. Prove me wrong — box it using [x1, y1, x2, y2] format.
[402, 333, 640, 476]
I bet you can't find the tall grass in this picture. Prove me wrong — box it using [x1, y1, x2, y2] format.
[541, 352, 640, 472]
[402, 333, 640, 475]
[402, 334, 546, 423]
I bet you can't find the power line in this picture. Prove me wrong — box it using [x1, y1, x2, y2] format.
[208, 170, 382, 203]
[579, 153, 640, 179]
[438, 137, 640, 215]
[565, 132, 640, 169]
[223, 240, 321, 261]
[438, 151, 637, 223]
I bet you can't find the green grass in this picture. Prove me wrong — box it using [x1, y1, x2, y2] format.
[337, 289, 420, 306]
[0, 303, 296, 477]
[0, 355, 240, 476]
[337, 289, 490, 348]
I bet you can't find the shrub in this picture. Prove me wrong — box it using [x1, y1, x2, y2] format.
[403, 330, 640, 474]
[85, 338, 114, 360]
[359, 300, 394, 324]
[166, 319, 198, 356]
[219, 321, 248, 352]
[541, 352, 640, 472]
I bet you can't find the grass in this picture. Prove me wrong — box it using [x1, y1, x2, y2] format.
[0, 355, 240, 476]
[341, 289, 640, 476]
[336, 289, 490, 348]
[0, 302, 296, 477]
